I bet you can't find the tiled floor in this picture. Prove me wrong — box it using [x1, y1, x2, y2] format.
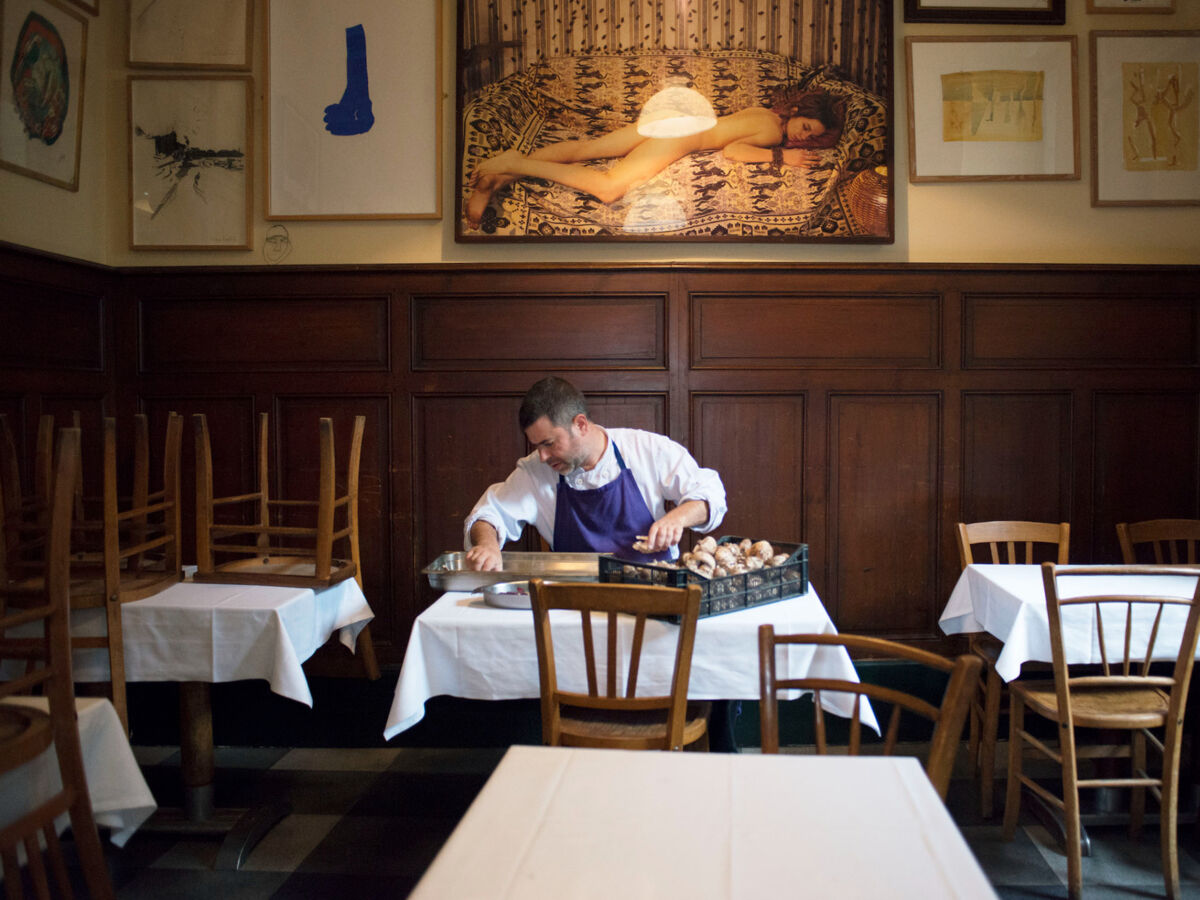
[52, 744, 1200, 898]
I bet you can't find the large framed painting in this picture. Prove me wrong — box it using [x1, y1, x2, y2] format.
[128, 0, 252, 69]
[904, 0, 1065, 25]
[0, 0, 87, 191]
[128, 75, 253, 249]
[1091, 30, 1200, 206]
[455, 0, 894, 243]
[266, 0, 441, 220]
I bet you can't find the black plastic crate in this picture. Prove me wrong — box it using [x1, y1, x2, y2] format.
[598, 537, 808, 620]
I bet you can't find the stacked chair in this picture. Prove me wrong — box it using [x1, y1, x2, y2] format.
[1117, 519, 1200, 566]
[527, 578, 709, 751]
[0, 427, 115, 899]
[757, 625, 981, 802]
[956, 519, 1070, 816]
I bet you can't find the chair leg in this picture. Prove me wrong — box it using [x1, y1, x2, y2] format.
[1161, 742, 1182, 900]
[980, 665, 1003, 818]
[1061, 732, 1084, 900]
[1130, 728, 1146, 839]
[968, 680, 982, 776]
[1002, 694, 1024, 841]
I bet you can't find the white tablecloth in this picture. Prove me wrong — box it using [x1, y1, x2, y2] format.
[386, 586, 878, 739]
[408, 745, 996, 900]
[0, 697, 156, 847]
[940, 564, 1200, 682]
[67, 577, 375, 706]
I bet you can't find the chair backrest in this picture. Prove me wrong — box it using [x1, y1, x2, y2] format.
[528, 578, 702, 751]
[1040, 563, 1200, 730]
[757, 625, 983, 800]
[1116, 519, 1200, 566]
[957, 520, 1070, 570]
[0, 427, 114, 899]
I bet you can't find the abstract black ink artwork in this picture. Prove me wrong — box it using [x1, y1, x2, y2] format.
[10, 12, 69, 146]
[324, 24, 374, 136]
[134, 125, 245, 218]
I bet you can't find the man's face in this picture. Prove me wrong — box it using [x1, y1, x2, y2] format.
[525, 415, 588, 474]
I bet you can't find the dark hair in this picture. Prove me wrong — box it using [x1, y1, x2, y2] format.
[519, 376, 589, 431]
[770, 87, 845, 150]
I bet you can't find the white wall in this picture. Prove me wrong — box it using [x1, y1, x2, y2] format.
[2, 0, 1197, 267]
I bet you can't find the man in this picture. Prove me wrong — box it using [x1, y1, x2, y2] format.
[464, 376, 727, 571]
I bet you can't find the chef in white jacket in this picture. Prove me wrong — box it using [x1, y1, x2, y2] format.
[464, 376, 727, 572]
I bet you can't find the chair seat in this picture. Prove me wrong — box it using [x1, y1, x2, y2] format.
[558, 701, 711, 749]
[191, 555, 357, 589]
[1012, 680, 1170, 730]
[0, 702, 53, 774]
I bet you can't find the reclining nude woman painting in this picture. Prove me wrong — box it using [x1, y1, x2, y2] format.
[454, 1, 891, 242]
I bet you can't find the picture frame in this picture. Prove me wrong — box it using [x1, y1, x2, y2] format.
[266, 0, 441, 220]
[0, 0, 87, 190]
[903, 0, 1065, 25]
[455, 0, 894, 244]
[128, 75, 253, 249]
[906, 35, 1080, 183]
[63, 0, 95, 13]
[1087, 0, 1174, 14]
[1090, 30, 1200, 206]
[128, 0, 252, 69]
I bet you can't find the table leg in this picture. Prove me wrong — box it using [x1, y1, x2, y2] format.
[139, 681, 292, 870]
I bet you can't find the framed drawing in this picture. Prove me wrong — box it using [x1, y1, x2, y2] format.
[266, 0, 441, 220]
[1087, 0, 1174, 14]
[455, 0, 894, 243]
[128, 0, 252, 69]
[1091, 30, 1200, 206]
[906, 36, 1079, 183]
[0, 0, 87, 190]
[904, 0, 1065, 25]
[63, 0, 95, 13]
[128, 75, 253, 249]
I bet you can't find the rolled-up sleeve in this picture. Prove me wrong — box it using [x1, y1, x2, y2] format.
[463, 462, 543, 549]
[619, 429, 727, 534]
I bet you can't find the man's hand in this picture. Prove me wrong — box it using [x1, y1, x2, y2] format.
[465, 521, 503, 571]
[644, 500, 710, 554]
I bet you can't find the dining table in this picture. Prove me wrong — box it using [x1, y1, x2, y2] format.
[386, 582, 878, 742]
[64, 573, 375, 869]
[408, 744, 997, 899]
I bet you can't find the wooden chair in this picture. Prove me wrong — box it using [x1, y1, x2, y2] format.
[1117, 519, 1200, 566]
[757, 625, 981, 801]
[957, 519, 1070, 817]
[0, 427, 115, 900]
[527, 578, 709, 751]
[0, 415, 55, 589]
[193, 413, 379, 678]
[1002, 563, 1200, 900]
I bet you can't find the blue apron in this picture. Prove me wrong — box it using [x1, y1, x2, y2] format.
[552, 442, 671, 563]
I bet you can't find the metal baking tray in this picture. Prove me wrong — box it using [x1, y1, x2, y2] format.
[422, 551, 602, 592]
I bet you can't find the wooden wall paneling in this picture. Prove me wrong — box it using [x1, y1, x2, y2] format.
[691, 393, 806, 545]
[274, 396, 393, 652]
[828, 393, 942, 638]
[1091, 391, 1200, 562]
[0, 277, 105, 373]
[691, 292, 942, 369]
[410, 292, 667, 371]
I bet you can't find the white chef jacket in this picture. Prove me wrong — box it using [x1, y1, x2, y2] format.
[464, 426, 727, 557]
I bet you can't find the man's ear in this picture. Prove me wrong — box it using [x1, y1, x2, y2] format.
[572, 413, 590, 434]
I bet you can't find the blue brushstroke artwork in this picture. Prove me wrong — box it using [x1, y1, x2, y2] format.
[323, 24, 374, 136]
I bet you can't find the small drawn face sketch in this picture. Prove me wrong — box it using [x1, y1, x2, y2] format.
[263, 224, 292, 263]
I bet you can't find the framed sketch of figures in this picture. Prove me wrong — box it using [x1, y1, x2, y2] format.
[128, 75, 253, 249]
[128, 0, 252, 69]
[0, 0, 87, 190]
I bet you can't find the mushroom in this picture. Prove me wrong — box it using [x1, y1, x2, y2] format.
[713, 545, 740, 569]
[749, 540, 775, 561]
[696, 535, 718, 555]
[691, 549, 716, 568]
[684, 557, 714, 579]
[770, 553, 791, 567]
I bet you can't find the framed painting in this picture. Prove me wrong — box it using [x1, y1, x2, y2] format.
[1091, 30, 1200, 206]
[1087, 0, 1174, 14]
[266, 0, 441, 220]
[455, 0, 894, 243]
[904, 0, 1065, 25]
[128, 75, 253, 249]
[128, 0, 252, 69]
[0, 0, 87, 190]
[906, 36, 1080, 183]
[63, 0, 95, 12]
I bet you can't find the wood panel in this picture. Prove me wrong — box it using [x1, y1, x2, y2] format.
[139, 296, 390, 374]
[691, 293, 940, 369]
[828, 394, 941, 637]
[411, 294, 666, 370]
[0, 280, 104, 371]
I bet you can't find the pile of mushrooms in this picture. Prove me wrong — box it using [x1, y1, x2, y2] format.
[681, 536, 791, 580]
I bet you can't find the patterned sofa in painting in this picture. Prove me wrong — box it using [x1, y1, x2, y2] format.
[459, 50, 888, 240]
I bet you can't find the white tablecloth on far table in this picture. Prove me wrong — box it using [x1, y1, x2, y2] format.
[385, 586, 878, 739]
[65, 577, 375, 706]
[0, 697, 156, 847]
[408, 745, 997, 900]
[940, 564, 1200, 682]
